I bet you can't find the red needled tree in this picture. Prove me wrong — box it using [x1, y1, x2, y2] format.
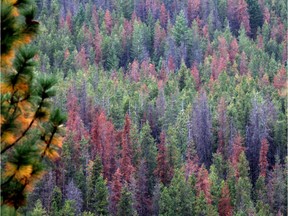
[154, 132, 172, 186]
[218, 183, 233, 216]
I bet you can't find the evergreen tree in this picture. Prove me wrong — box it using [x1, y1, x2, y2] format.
[246, 0, 263, 38]
[60, 200, 76, 216]
[1, 0, 66, 209]
[50, 186, 62, 216]
[31, 200, 47, 216]
[132, 20, 148, 62]
[95, 175, 109, 216]
[136, 160, 152, 216]
[235, 152, 255, 215]
[110, 168, 122, 216]
[87, 154, 108, 214]
[191, 91, 213, 167]
[173, 10, 188, 46]
[120, 114, 135, 183]
[117, 185, 134, 216]
[154, 131, 172, 186]
[218, 183, 233, 216]
[159, 169, 195, 216]
[267, 157, 287, 215]
[139, 121, 157, 194]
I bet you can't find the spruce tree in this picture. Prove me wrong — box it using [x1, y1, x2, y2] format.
[1, 0, 66, 210]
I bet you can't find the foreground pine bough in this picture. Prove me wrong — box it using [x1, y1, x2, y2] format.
[1, 0, 66, 212]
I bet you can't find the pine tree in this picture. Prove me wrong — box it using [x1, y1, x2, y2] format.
[1, 0, 66, 209]
[104, 10, 113, 35]
[209, 165, 222, 207]
[246, 0, 263, 38]
[87, 154, 104, 213]
[196, 164, 212, 205]
[217, 97, 230, 160]
[259, 138, 269, 177]
[273, 66, 287, 97]
[255, 175, 268, 206]
[31, 199, 47, 216]
[187, 0, 201, 25]
[117, 184, 134, 216]
[65, 180, 83, 215]
[50, 186, 63, 216]
[110, 168, 123, 216]
[191, 64, 200, 90]
[229, 38, 239, 64]
[132, 20, 148, 62]
[136, 160, 152, 216]
[173, 10, 188, 46]
[230, 133, 245, 178]
[191, 91, 213, 167]
[139, 121, 157, 195]
[120, 114, 135, 183]
[95, 175, 109, 215]
[159, 169, 195, 216]
[154, 131, 172, 186]
[267, 157, 287, 214]
[60, 200, 76, 216]
[235, 152, 255, 214]
[159, 3, 168, 29]
[218, 183, 233, 216]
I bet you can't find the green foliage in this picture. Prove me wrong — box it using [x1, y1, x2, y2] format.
[159, 170, 195, 216]
[173, 10, 188, 46]
[132, 21, 147, 61]
[17, 0, 287, 215]
[50, 186, 62, 216]
[140, 122, 157, 194]
[60, 200, 76, 216]
[95, 175, 109, 215]
[117, 185, 134, 216]
[246, 0, 263, 38]
[235, 153, 255, 214]
[31, 200, 47, 216]
[1, 0, 66, 210]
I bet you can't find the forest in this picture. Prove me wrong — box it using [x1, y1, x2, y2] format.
[1, 0, 287, 215]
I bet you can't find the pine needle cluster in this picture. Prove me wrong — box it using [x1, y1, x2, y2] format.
[1, 0, 66, 210]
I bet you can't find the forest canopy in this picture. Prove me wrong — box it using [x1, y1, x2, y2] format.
[1, 0, 287, 215]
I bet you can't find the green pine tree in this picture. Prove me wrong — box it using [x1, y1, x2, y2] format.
[246, 0, 263, 38]
[87, 155, 108, 214]
[60, 200, 76, 216]
[31, 200, 47, 216]
[235, 152, 255, 215]
[117, 185, 134, 216]
[140, 121, 157, 194]
[173, 10, 188, 46]
[50, 186, 63, 216]
[94, 175, 109, 215]
[159, 169, 195, 216]
[1, 0, 66, 210]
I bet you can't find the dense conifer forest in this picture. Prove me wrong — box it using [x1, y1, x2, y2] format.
[1, 0, 287, 215]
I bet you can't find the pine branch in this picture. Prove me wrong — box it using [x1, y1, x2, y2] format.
[1, 97, 44, 154]
[40, 125, 58, 160]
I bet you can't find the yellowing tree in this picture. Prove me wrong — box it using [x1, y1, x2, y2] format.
[1, 0, 66, 210]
